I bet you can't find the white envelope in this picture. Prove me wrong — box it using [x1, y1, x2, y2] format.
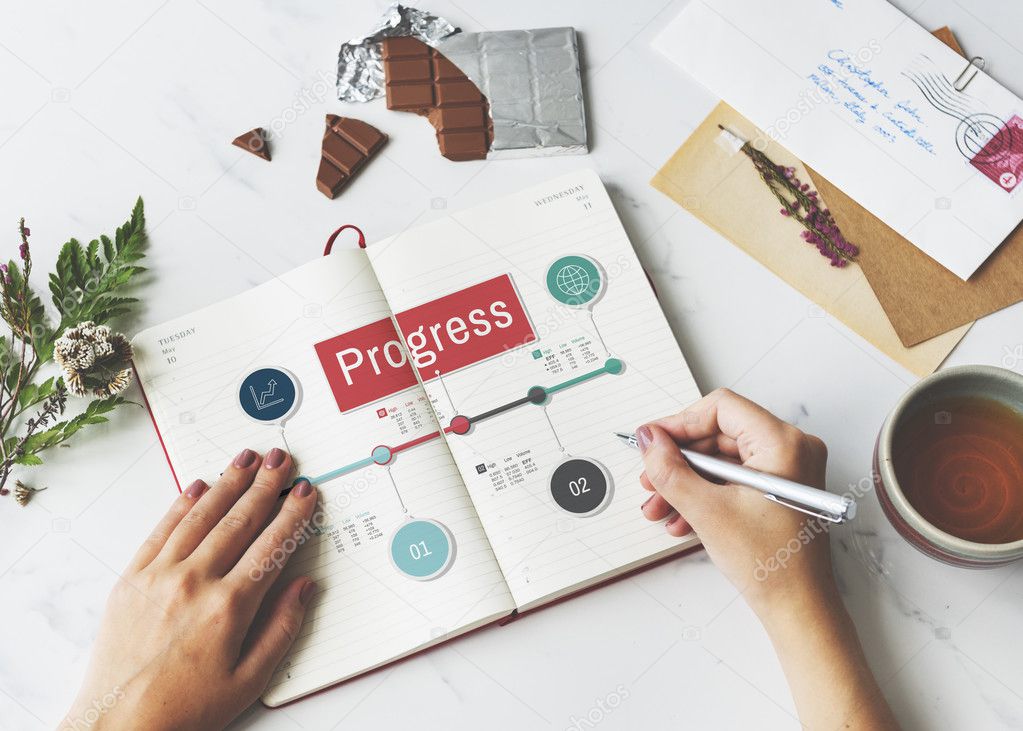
[654, 0, 1023, 280]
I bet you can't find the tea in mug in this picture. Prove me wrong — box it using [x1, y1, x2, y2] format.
[893, 396, 1023, 544]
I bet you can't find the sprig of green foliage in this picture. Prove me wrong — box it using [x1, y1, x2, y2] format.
[0, 200, 146, 497]
[45, 197, 146, 360]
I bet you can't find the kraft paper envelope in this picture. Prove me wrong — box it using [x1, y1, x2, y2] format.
[655, 0, 1023, 280]
[650, 102, 968, 378]
[811, 175, 1023, 346]
[806, 27, 1023, 347]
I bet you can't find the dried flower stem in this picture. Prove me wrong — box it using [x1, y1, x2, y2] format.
[724, 127, 859, 267]
[0, 218, 41, 491]
[14, 480, 45, 506]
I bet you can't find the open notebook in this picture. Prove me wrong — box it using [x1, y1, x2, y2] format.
[132, 170, 703, 706]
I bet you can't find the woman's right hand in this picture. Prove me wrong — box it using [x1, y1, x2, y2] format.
[638, 388, 898, 730]
[637, 387, 835, 618]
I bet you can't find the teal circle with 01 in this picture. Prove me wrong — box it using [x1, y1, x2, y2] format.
[389, 519, 455, 581]
[546, 255, 605, 308]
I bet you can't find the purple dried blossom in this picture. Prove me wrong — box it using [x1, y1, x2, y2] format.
[15, 216, 32, 272]
[733, 132, 859, 268]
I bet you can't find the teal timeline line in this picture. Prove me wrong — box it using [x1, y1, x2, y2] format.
[304, 357, 624, 485]
[547, 361, 617, 395]
[308, 455, 375, 484]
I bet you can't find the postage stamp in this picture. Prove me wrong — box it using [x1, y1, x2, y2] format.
[969, 113, 1023, 192]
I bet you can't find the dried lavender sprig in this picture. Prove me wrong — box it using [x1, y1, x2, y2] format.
[728, 131, 859, 267]
[752, 155, 858, 266]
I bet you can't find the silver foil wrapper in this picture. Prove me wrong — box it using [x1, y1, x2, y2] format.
[336, 3, 458, 103]
[437, 28, 588, 158]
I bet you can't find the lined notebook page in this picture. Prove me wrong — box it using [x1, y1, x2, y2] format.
[132, 251, 514, 706]
[369, 170, 703, 609]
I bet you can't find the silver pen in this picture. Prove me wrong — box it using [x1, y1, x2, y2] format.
[614, 432, 855, 523]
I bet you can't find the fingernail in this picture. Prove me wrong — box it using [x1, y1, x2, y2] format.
[641, 495, 654, 510]
[233, 449, 257, 468]
[666, 512, 682, 526]
[183, 479, 206, 499]
[300, 581, 317, 606]
[293, 479, 313, 498]
[264, 448, 286, 469]
[636, 426, 653, 453]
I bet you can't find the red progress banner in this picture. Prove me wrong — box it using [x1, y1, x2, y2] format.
[314, 275, 536, 413]
[395, 274, 535, 380]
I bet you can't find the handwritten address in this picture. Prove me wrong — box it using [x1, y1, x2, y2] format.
[808, 49, 936, 155]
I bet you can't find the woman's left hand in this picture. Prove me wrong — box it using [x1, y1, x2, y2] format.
[62, 447, 318, 731]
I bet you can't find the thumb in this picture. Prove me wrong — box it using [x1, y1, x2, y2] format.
[236, 577, 316, 692]
[638, 424, 710, 516]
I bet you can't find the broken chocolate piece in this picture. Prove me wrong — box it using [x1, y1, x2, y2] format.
[381, 36, 492, 161]
[232, 127, 271, 161]
[316, 115, 387, 199]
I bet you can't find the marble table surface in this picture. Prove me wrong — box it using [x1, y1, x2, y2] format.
[2, 1, 1022, 729]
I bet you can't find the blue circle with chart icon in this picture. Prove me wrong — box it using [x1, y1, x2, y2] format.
[390, 519, 455, 581]
[239, 367, 300, 424]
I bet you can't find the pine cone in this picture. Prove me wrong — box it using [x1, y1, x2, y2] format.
[54, 322, 134, 397]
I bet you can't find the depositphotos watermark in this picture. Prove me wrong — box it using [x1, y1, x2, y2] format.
[247, 513, 321, 582]
[564, 684, 631, 731]
[497, 253, 632, 370]
[264, 67, 337, 142]
[753, 475, 874, 582]
[763, 40, 883, 144]
[246, 471, 381, 581]
[60, 687, 125, 730]
[1001, 343, 1023, 371]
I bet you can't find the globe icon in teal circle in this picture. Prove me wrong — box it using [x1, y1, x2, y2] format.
[555, 264, 591, 297]
[546, 255, 605, 308]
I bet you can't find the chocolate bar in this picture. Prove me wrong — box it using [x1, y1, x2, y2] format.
[316, 115, 387, 199]
[381, 36, 492, 161]
[435, 28, 587, 158]
[232, 127, 271, 161]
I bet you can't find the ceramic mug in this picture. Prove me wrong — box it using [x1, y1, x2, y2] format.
[873, 365, 1023, 568]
